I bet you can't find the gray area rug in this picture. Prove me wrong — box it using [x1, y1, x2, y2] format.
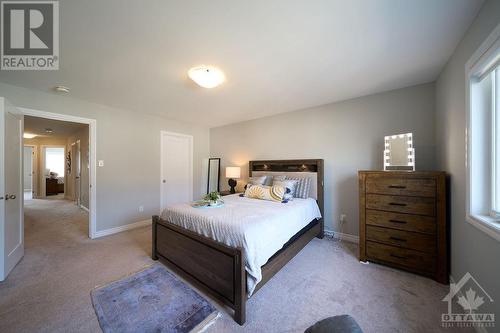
[91, 264, 218, 333]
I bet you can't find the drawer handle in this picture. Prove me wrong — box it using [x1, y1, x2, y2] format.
[389, 202, 407, 207]
[388, 185, 406, 189]
[389, 236, 407, 242]
[390, 253, 407, 259]
[389, 219, 407, 224]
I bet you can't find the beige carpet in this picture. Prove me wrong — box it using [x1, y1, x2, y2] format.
[0, 197, 154, 333]
[0, 197, 468, 333]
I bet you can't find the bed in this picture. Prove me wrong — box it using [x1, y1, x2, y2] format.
[152, 159, 324, 325]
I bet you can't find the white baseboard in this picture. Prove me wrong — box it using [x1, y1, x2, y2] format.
[324, 229, 359, 243]
[93, 219, 151, 239]
[80, 205, 89, 212]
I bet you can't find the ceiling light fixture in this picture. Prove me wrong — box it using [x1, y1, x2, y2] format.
[45, 128, 53, 133]
[23, 133, 37, 139]
[54, 85, 70, 93]
[188, 66, 225, 88]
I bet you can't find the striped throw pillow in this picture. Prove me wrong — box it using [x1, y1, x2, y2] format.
[285, 176, 312, 198]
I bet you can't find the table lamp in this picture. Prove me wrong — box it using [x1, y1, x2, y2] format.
[225, 167, 241, 194]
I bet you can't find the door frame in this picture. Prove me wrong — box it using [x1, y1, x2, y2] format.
[160, 131, 193, 211]
[40, 145, 66, 198]
[23, 144, 37, 198]
[19, 107, 98, 239]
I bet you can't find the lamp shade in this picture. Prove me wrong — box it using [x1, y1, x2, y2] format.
[225, 167, 241, 179]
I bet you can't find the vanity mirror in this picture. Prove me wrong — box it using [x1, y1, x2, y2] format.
[383, 133, 415, 171]
[207, 158, 221, 194]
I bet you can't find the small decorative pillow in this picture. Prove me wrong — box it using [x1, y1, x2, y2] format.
[244, 184, 286, 202]
[264, 176, 274, 186]
[245, 176, 267, 190]
[285, 177, 312, 198]
[273, 179, 298, 201]
[248, 176, 266, 185]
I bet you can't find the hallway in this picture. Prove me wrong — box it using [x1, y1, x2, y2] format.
[0, 198, 152, 333]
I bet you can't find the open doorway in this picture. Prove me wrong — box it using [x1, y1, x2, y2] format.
[23, 115, 90, 238]
[0, 102, 97, 282]
[41, 146, 66, 198]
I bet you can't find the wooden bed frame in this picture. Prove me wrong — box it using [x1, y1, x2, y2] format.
[152, 159, 324, 325]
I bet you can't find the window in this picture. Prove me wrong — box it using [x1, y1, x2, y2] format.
[45, 147, 65, 176]
[466, 25, 500, 242]
[494, 68, 500, 215]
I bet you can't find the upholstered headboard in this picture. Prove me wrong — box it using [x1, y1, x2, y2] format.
[248, 159, 324, 228]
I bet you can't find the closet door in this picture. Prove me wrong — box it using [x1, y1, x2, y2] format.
[160, 131, 193, 211]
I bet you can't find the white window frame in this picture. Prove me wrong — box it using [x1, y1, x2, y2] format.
[465, 22, 500, 242]
[493, 69, 500, 218]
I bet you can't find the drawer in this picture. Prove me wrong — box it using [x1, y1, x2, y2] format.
[366, 176, 436, 197]
[366, 225, 436, 253]
[366, 209, 436, 234]
[366, 241, 435, 273]
[366, 194, 435, 216]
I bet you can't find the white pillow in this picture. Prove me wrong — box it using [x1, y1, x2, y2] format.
[246, 176, 267, 190]
[272, 175, 287, 182]
[249, 176, 266, 184]
[263, 176, 273, 186]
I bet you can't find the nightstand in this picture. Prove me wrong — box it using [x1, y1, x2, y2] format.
[220, 190, 241, 196]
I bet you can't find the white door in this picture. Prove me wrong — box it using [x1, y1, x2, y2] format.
[161, 131, 193, 210]
[75, 140, 81, 206]
[0, 98, 24, 281]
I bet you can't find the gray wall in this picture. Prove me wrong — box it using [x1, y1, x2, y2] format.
[435, 0, 500, 322]
[210, 83, 436, 235]
[1, 82, 210, 232]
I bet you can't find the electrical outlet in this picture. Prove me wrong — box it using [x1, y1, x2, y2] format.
[139, 205, 144, 212]
[340, 214, 347, 224]
[98, 160, 104, 167]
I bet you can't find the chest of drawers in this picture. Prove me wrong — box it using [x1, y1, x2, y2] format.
[358, 171, 448, 284]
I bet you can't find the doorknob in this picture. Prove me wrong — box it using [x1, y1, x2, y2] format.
[5, 194, 16, 201]
[162, 180, 166, 183]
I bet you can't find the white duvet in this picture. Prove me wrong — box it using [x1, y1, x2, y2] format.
[160, 194, 322, 295]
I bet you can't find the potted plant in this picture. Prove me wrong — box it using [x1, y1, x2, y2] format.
[204, 191, 222, 206]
